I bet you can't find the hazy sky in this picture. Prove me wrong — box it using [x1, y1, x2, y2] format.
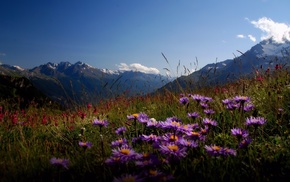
[1, 0, 290, 75]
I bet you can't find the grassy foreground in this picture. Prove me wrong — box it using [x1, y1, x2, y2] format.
[1, 65, 290, 182]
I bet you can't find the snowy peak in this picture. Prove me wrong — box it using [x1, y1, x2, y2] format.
[73, 61, 94, 69]
[100, 68, 121, 75]
[253, 37, 290, 58]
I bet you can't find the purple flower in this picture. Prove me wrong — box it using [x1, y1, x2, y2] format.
[105, 156, 122, 165]
[202, 118, 217, 127]
[191, 94, 204, 102]
[135, 159, 155, 168]
[158, 117, 182, 130]
[141, 134, 159, 143]
[145, 169, 163, 179]
[92, 119, 109, 127]
[190, 123, 199, 129]
[167, 116, 182, 123]
[234, 95, 250, 103]
[226, 103, 240, 110]
[186, 131, 205, 141]
[161, 133, 181, 143]
[244, 103, 255, 112]
[146, 118, 159, 128]
[159, 143, 187, 159]
[115, 126, 126, 135]
[203, 96, 213, 103]
[231, 128, 249, 138]
[200, 102, 209, 109]
[200, 125, 209, 134]
[127, 113, 139, 120]
[204, 109, 215, 115]
[137, 112, 149, 124]
[245, 116, 266, 127]
[179, 96, 189, 105]
[78, 141, 93, 149]
[239, 138, 252, 148]
[111, 138, 128, 147]
[179, 138, 198, 148]
[187, 112, 199, 119]
[135, 153, 160, 168]
[222, 147, 237, 156]
[177, 124, 194, 134]
[132, 136, 143, 144]
[112, 146, 140, 162]
[204, 144, 223, 157]
[222, 99, 233, 105]
[50, 157, 69, 169]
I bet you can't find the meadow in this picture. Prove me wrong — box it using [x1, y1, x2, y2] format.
[1, 63, 290, 182]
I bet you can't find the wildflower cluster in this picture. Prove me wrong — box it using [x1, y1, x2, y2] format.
[222, 95, 254, 111]
[103, 93, 268, 180]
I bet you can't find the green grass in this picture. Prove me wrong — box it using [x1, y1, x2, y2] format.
[1, 65, 290, 182]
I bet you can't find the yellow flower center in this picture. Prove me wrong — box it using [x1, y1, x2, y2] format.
[122, 176, 136, 182]
[55, 159, 64, 163]
[171, 121, 181, 127]
[241, 96, 247, 100]
[132, 113, 139, 118]
[191, 132, 200, 136]
[149, 169, 158, 176]
[201, 129, 207, 134]
[143, 153, 149, 158]
[212, 146, 221, 151]
[167, 145, 179, 151]
[170, 135, 178, 141]
[118, 139, 123, 143]
[120, 148, 131, 155]
[113, 157, 120, 161]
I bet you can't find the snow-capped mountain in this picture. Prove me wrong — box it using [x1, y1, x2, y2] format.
[159, 37, 290, 92]
[0, 61, 171, 106]
[254, 38, 290, 58]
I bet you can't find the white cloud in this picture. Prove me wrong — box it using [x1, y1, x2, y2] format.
[237, 34, 256, 42]
[248, 34, 256, 42]
[250, 17, 290, 43]
[117, 63, 160, 74]
[237, 34, 245, 38]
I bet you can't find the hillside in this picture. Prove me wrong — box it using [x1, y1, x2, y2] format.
[0, 75, 55, 109]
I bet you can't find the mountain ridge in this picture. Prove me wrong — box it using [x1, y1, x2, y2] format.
[0, 61, 172, 106]
[157, 37, 290, 93]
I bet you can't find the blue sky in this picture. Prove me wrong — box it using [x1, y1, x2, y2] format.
[1, 0, 290, 76]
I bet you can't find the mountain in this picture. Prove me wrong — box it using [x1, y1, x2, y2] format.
[0, 61, 171, 106]
[159, 37, 290, 92]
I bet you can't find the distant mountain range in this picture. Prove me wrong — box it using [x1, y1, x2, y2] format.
[0, 61, 172, 106]
[1, 37, 289, 106]
[159, 37, 290, 92]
